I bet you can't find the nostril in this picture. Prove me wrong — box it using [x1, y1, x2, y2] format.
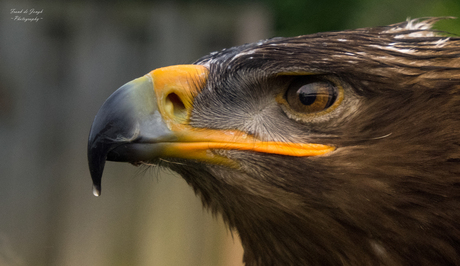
[165, 93, 187, 121]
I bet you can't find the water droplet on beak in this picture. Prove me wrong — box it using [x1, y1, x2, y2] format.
[92, 185, 101, 197]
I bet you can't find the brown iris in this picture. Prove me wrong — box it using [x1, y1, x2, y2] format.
[285, 77, 338, 114]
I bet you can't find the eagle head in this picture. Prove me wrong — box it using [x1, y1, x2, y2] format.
[88, 18, 460, 265]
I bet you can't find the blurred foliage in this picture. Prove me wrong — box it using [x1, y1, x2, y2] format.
[104, 0, 460, 36]
[264, 0, 360, 36]
[263, 0, 460, 36]
[175, 0, 460, 36]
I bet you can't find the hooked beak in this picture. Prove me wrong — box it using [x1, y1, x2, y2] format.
[88, 65, 335, 196]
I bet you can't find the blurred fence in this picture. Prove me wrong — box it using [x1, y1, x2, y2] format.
[0, 2, 272, 265]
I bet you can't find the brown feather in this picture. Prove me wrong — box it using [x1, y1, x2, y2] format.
[156, 18, 460, 265]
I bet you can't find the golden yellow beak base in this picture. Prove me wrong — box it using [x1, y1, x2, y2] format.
[145, 64, 335, 164]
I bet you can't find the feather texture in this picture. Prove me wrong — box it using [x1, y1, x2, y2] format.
[156, 18, 460, 265]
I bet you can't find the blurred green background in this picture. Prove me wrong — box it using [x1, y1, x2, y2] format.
[0, 1, 459, 266]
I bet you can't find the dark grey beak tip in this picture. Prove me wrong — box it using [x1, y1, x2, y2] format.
[87, 76, 156, 197]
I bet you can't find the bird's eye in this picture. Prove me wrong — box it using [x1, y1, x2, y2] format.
[285, 77, 338, 114]
[277, 76, 344, 121]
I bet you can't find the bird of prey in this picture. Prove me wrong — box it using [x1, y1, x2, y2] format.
[88, 18, 460, 265]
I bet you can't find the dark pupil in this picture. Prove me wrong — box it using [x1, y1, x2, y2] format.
[297, 85, 317, 106]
